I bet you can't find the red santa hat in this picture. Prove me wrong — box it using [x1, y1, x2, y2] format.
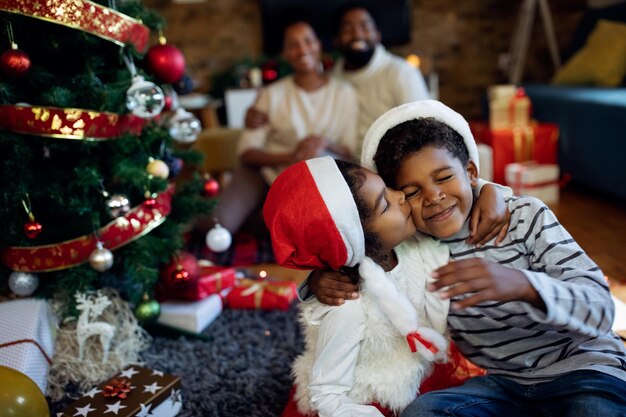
[360, 99, 480, 174]
[263, 156, 365, 270]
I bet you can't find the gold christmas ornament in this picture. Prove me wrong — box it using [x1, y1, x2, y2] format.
[88, 241, 114, 272]
[146, 157, 170, 179]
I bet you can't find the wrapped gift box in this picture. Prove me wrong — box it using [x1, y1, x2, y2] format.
[488, 86, 532, 130]
[58, 365, 182, 417]
[166, 264, 236, 301]
[0, 299, 57, 394]
[469, 121, 559, 185]
[157, 292, 227, 333]
[226, 279, 297, 311]
[505, 162, 560, 205]
[477, 143, 494, 182]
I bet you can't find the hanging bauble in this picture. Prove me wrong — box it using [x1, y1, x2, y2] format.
[203, 176, 220, 198]
[105, 193, 130, 218]
[89, 241, 114, 272]
[0, 366, 49, 417]
[126, 75, 165, 119]
[161, 251, 200, 288]
[23, 220, 42, 239]
[8, 272, 39, 297]
[206, 223, 232, 252]
[146, 157, 170, 179]
[146, 34, 186, 84]
[168, 107, 201, 144]
[163, 155, 184, 178]
[173, 74, 194, 95]
[0, 43, 31, 77]
[134, 294, 161, 324]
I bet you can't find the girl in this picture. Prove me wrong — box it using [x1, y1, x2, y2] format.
[264, 156, 460, 417]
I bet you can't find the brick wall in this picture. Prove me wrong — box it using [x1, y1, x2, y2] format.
[146, 0, 586, 119]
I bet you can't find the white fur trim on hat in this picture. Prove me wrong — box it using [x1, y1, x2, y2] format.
[306, 157, 365, 267]
[360, 100, 479, 174]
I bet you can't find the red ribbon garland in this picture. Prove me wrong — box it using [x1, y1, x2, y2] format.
[406, 332, 439, 355]
[0, 338, 52, 365]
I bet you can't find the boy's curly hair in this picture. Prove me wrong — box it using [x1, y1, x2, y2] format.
[373, 118, 470, 187]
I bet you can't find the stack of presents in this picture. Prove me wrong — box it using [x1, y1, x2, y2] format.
[0, 256, 298, 416]
[156, 255, 298, 334]
[471, 85, 560, 205]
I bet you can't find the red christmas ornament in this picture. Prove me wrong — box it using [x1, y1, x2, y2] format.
[161, 251, 200, 288]
[146, 34, 185, 84]
[163, 94, 174, 112]
[23, 220, 42, 239]
[0, 44, 31, 77]
[203, 177, 220, 198]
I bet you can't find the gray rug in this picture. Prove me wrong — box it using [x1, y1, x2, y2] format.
[50, 302, 304, 417]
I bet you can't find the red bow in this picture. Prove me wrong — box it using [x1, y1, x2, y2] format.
[406, 332, 439, 355]
[103, 378, 132, 399]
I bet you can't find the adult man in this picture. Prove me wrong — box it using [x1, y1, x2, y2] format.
[246, 1, 431, 154]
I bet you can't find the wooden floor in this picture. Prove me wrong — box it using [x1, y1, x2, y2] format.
[550, 185, 626, 283]
[250, 184, 626, 286]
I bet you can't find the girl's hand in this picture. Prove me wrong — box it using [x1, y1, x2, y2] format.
[429, 258, 545, 311]
[468, 184, 510, 247]
[309, 269, 359, 306]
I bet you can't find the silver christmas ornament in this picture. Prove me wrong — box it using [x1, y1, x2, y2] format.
[126, 75, 165, 118]
[168, 107, 201, 144]
[205, 223, 232, 252]
[106, 193, 130, 218]
[88, 241, 114, 272]
[8, 272, 39, 296]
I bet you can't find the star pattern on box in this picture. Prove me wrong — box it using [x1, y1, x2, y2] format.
[73, 403, 96, 416]
[119, 366, 139, 379]
[83, 387, 102, 398]
[143, 381, 163, 394]
[103, 400, 127, 415]
[136, 403, 153, 417]
[59, 365, 181, 417]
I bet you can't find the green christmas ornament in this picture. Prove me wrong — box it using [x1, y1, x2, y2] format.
[134, 294, 161, 324]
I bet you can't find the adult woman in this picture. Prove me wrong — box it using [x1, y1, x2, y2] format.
[202, 20, 358, 240]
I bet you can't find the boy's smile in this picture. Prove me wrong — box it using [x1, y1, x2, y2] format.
[395, 146, 478, 238]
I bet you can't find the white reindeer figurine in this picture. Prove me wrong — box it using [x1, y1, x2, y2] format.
[75, 291, 115, 363]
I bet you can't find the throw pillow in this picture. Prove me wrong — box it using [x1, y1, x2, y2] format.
[552, 19, 626, 87]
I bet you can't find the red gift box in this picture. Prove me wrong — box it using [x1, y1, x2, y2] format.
[226, 279, 297, 311]
[469, 121, 559, 185]
[159, 264, 236, 301]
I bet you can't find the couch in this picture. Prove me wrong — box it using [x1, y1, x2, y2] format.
[522, 84, 626, 201]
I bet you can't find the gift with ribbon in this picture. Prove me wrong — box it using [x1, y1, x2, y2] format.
[226, 278, 297, 311]
[0, 299, 57, 395]
[469, 121, 559, 185]
[489, 85, 532, 131]
[505, 162, 560, 205]
[58, 365, 182, 417]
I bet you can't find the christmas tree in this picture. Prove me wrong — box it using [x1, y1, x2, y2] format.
[0, 0, 213, 319]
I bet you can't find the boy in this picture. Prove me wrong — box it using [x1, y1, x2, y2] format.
[311, 100, 626, 416]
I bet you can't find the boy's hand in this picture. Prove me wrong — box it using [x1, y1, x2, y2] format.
[429, 258, 545, 311]
[468, 184, 510, 247]
[309, 269, 359, 306]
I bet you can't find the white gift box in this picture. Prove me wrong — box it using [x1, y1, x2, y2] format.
[477, 143, 494, 182]
[505, 162, 560, 205]
[0, 299, 57, 394]
[157, 291, 228, 333]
